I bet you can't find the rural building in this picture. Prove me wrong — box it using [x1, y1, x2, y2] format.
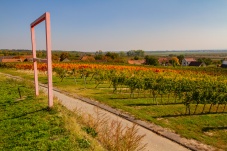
[62, 58, 70, 62]
[80, 56, 95, 61]
[128, 59, 145, 65]
[158, 57, 170, 66]
[0, 56, 20, 62]
[0, 55, 33, 63]
[188, 61, 206, 67]
[18, 55, 33, 62]
[1, 58, 22, 62]
[182, 58, 196, 66]
[0, 56, 14, 62]
[221, 60, 227, 68]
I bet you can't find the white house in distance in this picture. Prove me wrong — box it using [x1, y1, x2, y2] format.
[222, 60, 227, 64]
[182, 58, 196, 66]
[221, 60, 227, 68]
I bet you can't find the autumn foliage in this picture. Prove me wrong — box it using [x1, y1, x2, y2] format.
[13, 62, 227, 114]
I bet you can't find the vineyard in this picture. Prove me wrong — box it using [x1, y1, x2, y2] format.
[11, 62, 227, 115]
[0, 62, 227, 149]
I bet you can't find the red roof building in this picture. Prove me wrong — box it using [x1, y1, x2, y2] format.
[158, 57, 170, 66]
[128, 59, 145, 65]
[182, 58, 196, 66]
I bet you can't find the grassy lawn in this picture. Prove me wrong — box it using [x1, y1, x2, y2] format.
[1, 68, 227, 150]
[0, 74, 104, 151]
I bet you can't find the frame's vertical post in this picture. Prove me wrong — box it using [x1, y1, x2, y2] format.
[45, 12, 53, 108]
[31, 27, 39, 96]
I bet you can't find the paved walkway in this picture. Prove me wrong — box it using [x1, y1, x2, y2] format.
[40, 86, 189, 151]
[1, 72, 216, 151]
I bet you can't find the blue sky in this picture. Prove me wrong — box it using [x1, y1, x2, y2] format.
[0, 0, 227, 51]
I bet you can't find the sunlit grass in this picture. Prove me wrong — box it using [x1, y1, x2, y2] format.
[0, 75, 104, 151]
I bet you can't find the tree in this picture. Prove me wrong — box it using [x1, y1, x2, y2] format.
[205, 58, 212, 65]
[135, 50, 144, 57]
[94, 55, 103, 60]
[60, 52, 69, 62]
[197, 58, 212, 65]
[95, 50, 103, 55]
[105, 52, 119, 59]
[94, 50, 103, 60]
[37, 51, 45, 58]
[134, 56, 139, 60]
[126, 50, 144, 57]
[52, 54, 59, 62]
[119, 51, 126, 57]
[170, 57, 180, 67]
[144, 55, 159, 66]
[177, 55, 184, 65]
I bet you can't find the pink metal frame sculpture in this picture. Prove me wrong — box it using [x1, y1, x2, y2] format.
[30, 12, 53, 108]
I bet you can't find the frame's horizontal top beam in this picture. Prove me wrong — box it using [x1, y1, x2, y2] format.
[30, 12, 49, 27]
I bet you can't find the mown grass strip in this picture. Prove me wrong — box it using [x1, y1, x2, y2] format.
[0, 76, 104, 151]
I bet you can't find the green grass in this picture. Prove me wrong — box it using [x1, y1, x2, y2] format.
[1, 68, 227, 150]
[0, 75, 104, 151]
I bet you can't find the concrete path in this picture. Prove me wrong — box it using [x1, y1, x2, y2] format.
[40, 86, 189, 151]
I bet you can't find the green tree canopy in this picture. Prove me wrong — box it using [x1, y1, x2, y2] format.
[177, 55, 184, 64]
[60, 52, 69, 61]
[144, 55, 159, 66]
[197, 58, 212, 65]
[126, 50, 144, 57]
[95, 50, 103, 60]
[105, 52, 119, 59]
